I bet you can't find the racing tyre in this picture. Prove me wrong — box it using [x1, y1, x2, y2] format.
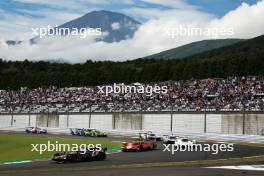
[67, 155, 77, 162]
[99, 153, 106, 160]
[139, 145, 143, 152]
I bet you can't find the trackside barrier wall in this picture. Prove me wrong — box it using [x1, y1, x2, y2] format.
[172, 114, 205, 133]
[0, 114, 12, 127]
[90, 114, 112, 130]
[0, 114, 37, 128]
[143, 114, 171, 132]
[0, 112, 263, 135]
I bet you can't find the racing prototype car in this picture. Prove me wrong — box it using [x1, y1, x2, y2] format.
[84, 128, 107, 137]
[52, 148, 107, 163]
[70, 128, 85, 136]
[140, 131, 162, 141]
[174, 138, 197, 146]
[162, 134, 197, 145]
[121, 139, 157, 152]
[162, 135, 179, 144]
[25, 127, 47, 134]
[70, 128, 107, 137]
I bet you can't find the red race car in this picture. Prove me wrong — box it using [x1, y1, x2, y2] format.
[121, 139, 157, 152]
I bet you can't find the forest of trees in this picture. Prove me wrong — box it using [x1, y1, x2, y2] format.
[0, 35, 263, 90]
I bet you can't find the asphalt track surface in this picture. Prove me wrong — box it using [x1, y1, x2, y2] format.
[0, 133, 264, 176]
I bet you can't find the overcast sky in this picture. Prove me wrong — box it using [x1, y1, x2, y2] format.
[0, 0, 263, 62]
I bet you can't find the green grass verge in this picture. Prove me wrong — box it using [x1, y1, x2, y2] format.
[0, 133, 121, 163]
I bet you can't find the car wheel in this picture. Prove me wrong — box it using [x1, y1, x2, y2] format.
[99, 153, 106, 160]
[139, 145, 143, 152]
[149, 145, 153, 150]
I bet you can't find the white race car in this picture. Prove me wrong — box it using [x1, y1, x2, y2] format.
[140, 131, 162, 141]
[162, 135, 179, 144]
[174, 138, 197, 147]
[25, 126, 47, 134]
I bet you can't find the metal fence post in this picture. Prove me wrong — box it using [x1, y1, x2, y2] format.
[28, 109, 31, 127]
[140, 104, 143, 131]
[242, 109, 246, 135]
[204, 109, 207, 133]
[46, 108, 49, 127]
[170, 103, 173, 132]
[113, 112, 116, 130]
[89, 105, 92, 128]
[11, 109, 14, 126]
[67, 104, 69, 128]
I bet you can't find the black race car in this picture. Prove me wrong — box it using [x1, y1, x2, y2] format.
[52, 148, 107, 163]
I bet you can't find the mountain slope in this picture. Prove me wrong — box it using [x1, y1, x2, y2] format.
[59, 10, 140, 43]
[8, 10, 141, 45]
[187, 35, 264, 60]
[30, 10, 140, 44]
[145, 39, 243, 59]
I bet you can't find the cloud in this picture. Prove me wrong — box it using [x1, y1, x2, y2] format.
[208, 1, 264, 39]
[140, 0, 197, 9]
[14, 0, 134, 8]
[0, 7, 86, 41]
[130, 0, 264, 53]
[0, 35, 145, 63]
[0, 0, 264, 62]
[16, 8, 83, 22]
[111, 22, 121, 30]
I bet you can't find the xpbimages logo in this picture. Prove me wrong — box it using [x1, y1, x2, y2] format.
[97, 83, 168, 96]
[31, 141, 102, 154]
[31, 25, 102, 38]
[163, 143, 234, 155]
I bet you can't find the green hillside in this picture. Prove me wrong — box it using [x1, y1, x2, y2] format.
[145, 39, 242, 59]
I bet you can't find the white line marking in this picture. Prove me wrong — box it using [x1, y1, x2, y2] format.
[1, 160, 32, 165]
[206, 165, 264, 171]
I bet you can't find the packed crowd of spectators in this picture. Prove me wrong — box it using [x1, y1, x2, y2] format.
[0, 76, 264, 113]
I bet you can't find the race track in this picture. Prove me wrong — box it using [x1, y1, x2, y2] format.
[0, 133, 264, 176]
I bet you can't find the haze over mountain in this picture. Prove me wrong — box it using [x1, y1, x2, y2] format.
[7, 10, 141, 45]
[145, 39, 243, 60]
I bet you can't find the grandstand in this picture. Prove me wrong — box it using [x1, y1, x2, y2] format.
[0, 76, 264, 113]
